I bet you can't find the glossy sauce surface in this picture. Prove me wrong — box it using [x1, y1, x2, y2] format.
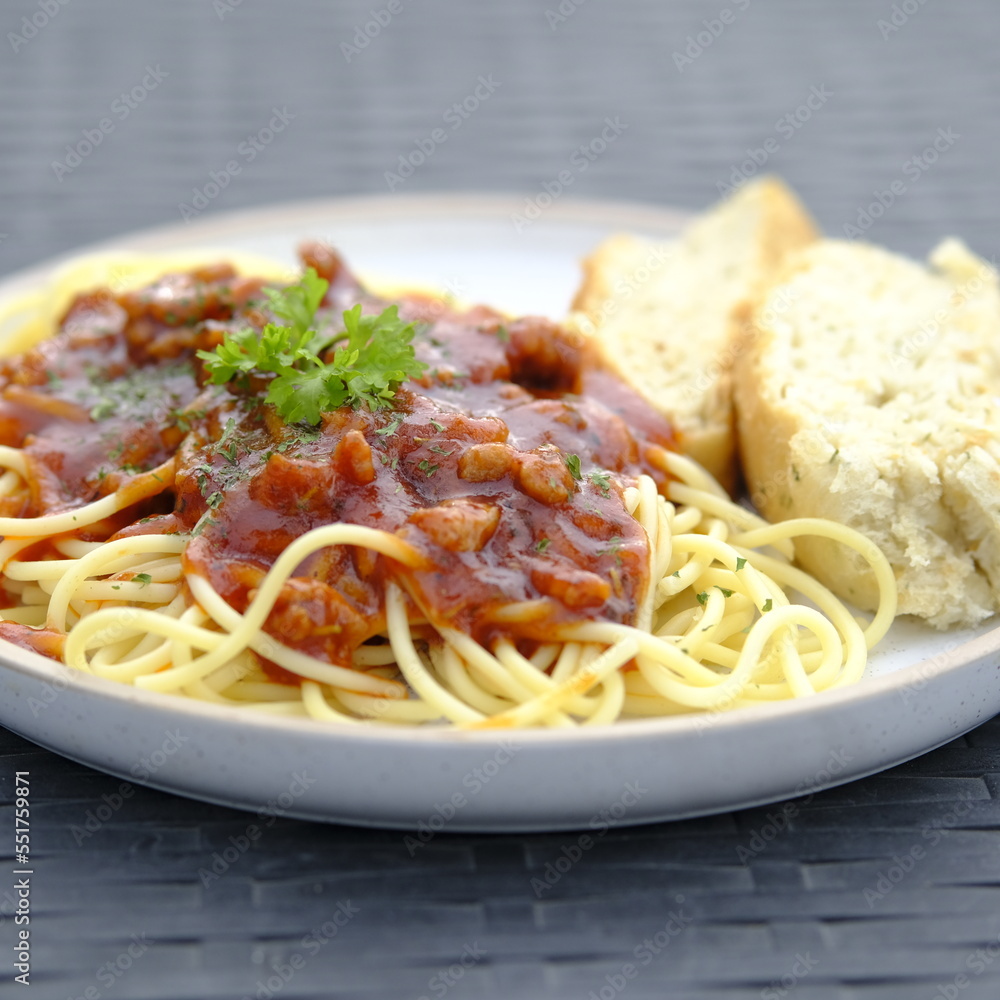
[0, 247, 676, 668]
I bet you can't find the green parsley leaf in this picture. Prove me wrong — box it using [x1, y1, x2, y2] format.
[565, 454, 582, 480]
[417, 459, 439, 477]
[90, 399, 117, 421]
[696, 591, 709, 606]
[735, 557, 747, 571]
[262, 266, 327, 335]
[590, 471, 612, 497]
[133, 573, 152, 588]
[375, 415, 403, 437]
[171, 407, 207, 433]
[276, 365, 341, 424]
[216, 418, 237, 451]
[762, 598, 773, 612]
[197, 270, 427, 425]
[535, 538, 551, 553]
[597, 537, 623, 565]
[715, 586, 734, 598]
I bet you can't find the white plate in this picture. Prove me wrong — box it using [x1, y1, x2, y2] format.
[1, 194, 998, 832]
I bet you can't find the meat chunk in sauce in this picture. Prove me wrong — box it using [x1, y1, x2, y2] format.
[0, 244, 678, 668]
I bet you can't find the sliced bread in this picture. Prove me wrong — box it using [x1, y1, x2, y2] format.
[734, 237, 1000, 628]
[570, 177, 818, 486]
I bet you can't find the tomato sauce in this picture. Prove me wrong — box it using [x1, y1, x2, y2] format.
[0, 245, 676, 668]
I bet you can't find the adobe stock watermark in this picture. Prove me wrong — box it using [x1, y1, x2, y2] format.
[734, 747, 855, 863]
[70, 728, 190, 845]
[67, 934, 152, 999]
[545, 0, 592, 30]
[239, 900, 359, 1000]
[898, 638, 966, 704]
[416, 942, 487, 1000]
[572, 243, 674, 336]
[421, 274, 468, 317]
[178, 106, 296, 221]
[679, 282, 799, 408]
[386, 273, 470, 327]
[673, 0, 752, 73]
[605, 239, 797, 431]
[7, 0, 72, 54]
[340, 0, 412, 62]
[214, 0, 246, 19]
[384, 75, 501, 191]
[510, 116, 628, 232]
[403, 739, 521, 855]
[26, 664, 85, 717]
[878, 0, 931, 41]
[931, 931, 1000, 1000]
[530, 780, 648, 897]
[717, 85, 832, 196]
[862, 797, 977, 908]
[888, 254, 997, 371]
[843, 127, 959, 239]
[761, 952, 820, 1000]
[198, 770, 318, 885]
[51, 65, 169, 181]
[587, 903, 693, 1000]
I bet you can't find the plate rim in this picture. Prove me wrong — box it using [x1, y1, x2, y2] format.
[0, 191, 692, 292]
[2, 616, 1000, 750]
[0, 625, 1000, 746]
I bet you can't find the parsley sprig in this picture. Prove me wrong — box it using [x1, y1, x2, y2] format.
[197, 269, 427, 425]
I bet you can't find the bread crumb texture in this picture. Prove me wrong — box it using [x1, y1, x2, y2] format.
[570, 176, 817, 486]
[737, 237, 1000, 628]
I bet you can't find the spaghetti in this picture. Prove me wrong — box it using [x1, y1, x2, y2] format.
[0, 245, 897, 728]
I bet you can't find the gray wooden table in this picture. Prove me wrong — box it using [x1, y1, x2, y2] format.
[1, 1, 999, 997]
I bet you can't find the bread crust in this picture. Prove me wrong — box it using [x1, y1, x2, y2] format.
[734, 238, 1000, 628]
[570, 177, 817, 488]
